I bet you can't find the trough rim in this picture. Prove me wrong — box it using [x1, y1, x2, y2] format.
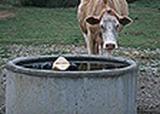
[5, 55, 138, 78]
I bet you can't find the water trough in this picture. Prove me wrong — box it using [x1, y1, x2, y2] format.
[5, 55, 138, 114]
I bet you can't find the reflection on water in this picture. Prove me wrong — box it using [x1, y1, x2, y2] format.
[138, 111, 159, 114]
[21, 61, 128, 71]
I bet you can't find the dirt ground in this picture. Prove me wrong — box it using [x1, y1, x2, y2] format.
[0, 44, 160, 114]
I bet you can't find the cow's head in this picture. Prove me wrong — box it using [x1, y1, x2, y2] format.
[86, 8, 133, 53]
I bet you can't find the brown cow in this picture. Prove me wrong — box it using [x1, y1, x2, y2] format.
[78, 0, 133, 55]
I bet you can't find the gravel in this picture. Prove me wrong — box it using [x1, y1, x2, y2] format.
[0, 44, 160, 113]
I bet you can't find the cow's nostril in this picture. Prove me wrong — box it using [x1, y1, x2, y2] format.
[105, 44, 116, 50]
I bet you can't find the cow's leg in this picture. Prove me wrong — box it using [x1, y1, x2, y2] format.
[83, 32, 95, 55]
[94, 42, 99, 54]
[82, 33, 92, 54]
[99, 45, 103, 55]
[84, 32, 96, 70]
[94, 36, 103, 55]
[88, 37, 94, 54]
[86, 38, 92, 70]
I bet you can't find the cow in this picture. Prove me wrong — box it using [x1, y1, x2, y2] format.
[78, 0, 133, 55]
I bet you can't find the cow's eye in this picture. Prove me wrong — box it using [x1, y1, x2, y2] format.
[116, 24, 120, 29]
[100, 24, 104, 29]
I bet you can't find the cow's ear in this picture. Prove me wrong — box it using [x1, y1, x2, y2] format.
[86, 16, 100, 25]
[119, 16, 133, 26]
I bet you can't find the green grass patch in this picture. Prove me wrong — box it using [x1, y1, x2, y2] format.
[0, 1, 160, 49]
[119, 5, 160, 48]
[0, 7, 83, 45]
[130, 0, 160, 8]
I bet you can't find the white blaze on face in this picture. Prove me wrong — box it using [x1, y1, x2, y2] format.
[100, 14, 119, 51]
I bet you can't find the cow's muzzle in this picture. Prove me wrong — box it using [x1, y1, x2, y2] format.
[103, 41, 118, 52]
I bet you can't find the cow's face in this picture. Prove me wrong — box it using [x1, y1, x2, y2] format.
[86, 9, 132, 53]
[100, 13, 119, 52]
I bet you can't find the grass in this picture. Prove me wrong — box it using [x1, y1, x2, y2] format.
[0, 0, 160, 49]
[0, 7, 83, 45]
[119, 0, 160, 48]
